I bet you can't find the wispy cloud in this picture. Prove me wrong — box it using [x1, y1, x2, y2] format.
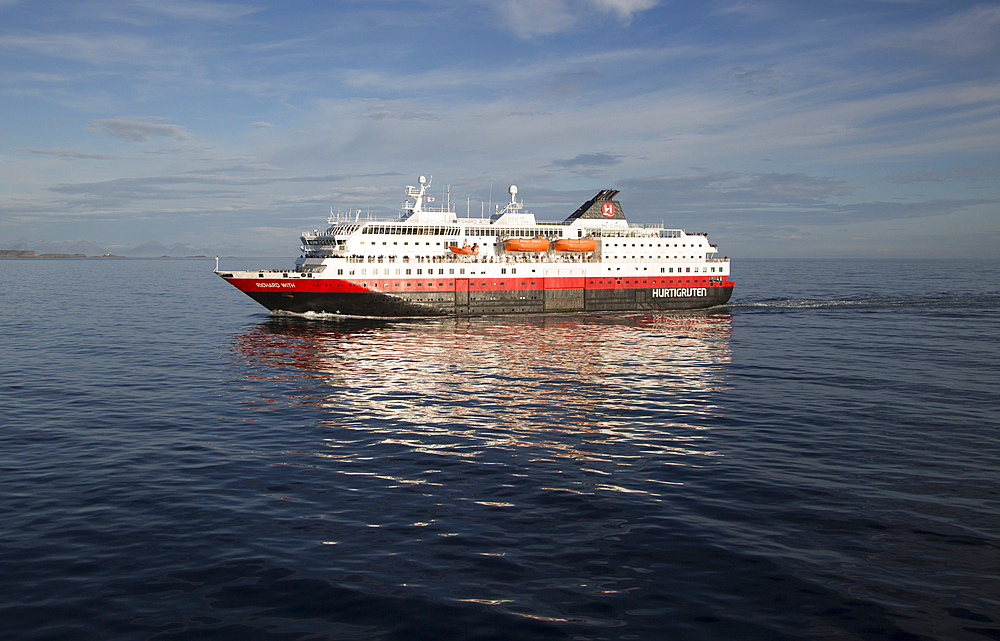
[588, 0, 657, 23]
[362, 102, 441, 121]
[86, 116, 194, 142]
[885, 166, 1000, 184]
[126, 0, 261, 22]
[491, 0, 578, 38]
[621, 170, 854, 211]
[550, 153, 624, 174]
[489, 0, 658, 38]
[13, 147, 127, 160]
[618, 169, 998, 230]
[0, 32, 155, 65]
[88, 0, 262, 26]
[890, 4, 1000, 57]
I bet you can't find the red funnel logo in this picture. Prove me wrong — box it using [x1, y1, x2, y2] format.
[602, 202, 615, 217]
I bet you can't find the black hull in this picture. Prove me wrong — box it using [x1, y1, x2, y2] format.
[245, 286, 734, 317]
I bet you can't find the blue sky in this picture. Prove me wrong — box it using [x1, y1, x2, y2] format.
[1, 0, 998, 257]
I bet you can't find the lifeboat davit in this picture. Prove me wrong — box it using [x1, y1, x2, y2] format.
[504, 237, 549, 253]
[449, 244, 479, 255]
[552, 237, 597, 253]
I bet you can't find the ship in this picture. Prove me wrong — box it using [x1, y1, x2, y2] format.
[216, 176, 734, 317]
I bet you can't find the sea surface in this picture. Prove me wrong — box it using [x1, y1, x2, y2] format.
[1, 257, 998, 641]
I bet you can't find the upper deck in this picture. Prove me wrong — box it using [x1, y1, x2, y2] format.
[290, 176, 728, 281]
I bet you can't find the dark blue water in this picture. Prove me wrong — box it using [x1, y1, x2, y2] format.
[2, 258, 998, 640]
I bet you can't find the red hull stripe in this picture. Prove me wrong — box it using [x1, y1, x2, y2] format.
[230, 276, 733, 294]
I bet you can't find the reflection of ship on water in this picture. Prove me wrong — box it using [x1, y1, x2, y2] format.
[230, 311, 733, 463]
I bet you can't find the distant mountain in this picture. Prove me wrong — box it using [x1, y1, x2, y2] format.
[1, 238, 286, 258]
[3, 237, 35, 251]
[65, 240, 107, 256]
[3, 239, 107, 255]
[124, 241, 170, 257]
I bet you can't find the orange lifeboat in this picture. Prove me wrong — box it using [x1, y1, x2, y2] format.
[552, 237, 597, 253]
[503, 237, 549, 253]
[449, 244, 479, 255]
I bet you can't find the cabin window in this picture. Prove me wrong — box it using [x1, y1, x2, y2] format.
[449, 268, 454, 274]
[337, 269, 343, 275]
[406, 269, 411, 275]
[417, 269, 422, 275]
[686, 267, 691, 273]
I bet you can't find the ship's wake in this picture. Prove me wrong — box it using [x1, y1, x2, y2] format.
[729, 294, 1000, 311]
